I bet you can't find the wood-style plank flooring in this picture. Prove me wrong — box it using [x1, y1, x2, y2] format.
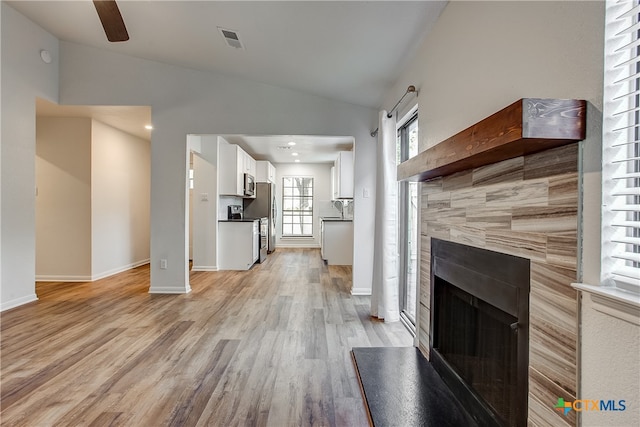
[1, 248, 412, 426]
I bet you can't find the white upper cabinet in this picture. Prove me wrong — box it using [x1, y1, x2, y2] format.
[332, 151, 354, 199]
[243, 151, 256, 177]
[330, 166, 336, 198]
[219, 142, 256, 197]
[256, 161, 277, 183]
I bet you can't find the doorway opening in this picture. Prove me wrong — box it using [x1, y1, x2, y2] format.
[34, 98, 152, 284]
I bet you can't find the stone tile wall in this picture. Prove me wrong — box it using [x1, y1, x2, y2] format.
[419, 143, 579, 426]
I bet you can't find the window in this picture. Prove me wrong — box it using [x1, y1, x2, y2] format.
[397, 109, 419, 329]
[602, 0, 640, 292]
[397, 111, 419, 164]
[282, 177, 313, 236]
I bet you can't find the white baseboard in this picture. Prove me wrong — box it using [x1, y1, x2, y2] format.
[92, 259, 150, 281]
[191, 266, 218, 272]
[351, 287, 372, 296]
[35, 259, 150, 283]
[1, 294, 38, 312]
[276, 241, 320, 248]
[148, 285, 192, 294]
[36, 275, 92, 282]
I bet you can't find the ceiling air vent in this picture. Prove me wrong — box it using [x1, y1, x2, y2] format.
[218, 27, 244, 50]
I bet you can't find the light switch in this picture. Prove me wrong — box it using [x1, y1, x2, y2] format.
[363, 188, 370, 198]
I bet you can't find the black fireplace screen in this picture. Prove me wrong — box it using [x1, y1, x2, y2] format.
[429, 238, 530, 427]
[434, 276, 518, 426]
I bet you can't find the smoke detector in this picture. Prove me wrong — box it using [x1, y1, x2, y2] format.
[218, 27, 245, 50]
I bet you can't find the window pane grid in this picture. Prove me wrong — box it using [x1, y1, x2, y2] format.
[282, 177, 314, 237]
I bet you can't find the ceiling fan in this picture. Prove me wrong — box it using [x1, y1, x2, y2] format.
[93, 0, 129, 42]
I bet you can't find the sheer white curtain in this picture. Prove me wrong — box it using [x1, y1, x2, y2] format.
[370, 110, 400, 322]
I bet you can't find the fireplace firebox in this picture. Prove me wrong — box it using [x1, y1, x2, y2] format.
[430, 238, 530, 427]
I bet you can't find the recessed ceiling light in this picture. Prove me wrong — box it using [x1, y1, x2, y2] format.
[145, 125, 153, 130]
[288, 141, 296, 146]
[291, 152, 299, 156]
[294, 159, 300, 163]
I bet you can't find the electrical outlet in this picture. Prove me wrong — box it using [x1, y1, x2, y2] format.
[200, 193, 209, 201]
[160, 259, 168, 269]
[363, 187, 370, 198]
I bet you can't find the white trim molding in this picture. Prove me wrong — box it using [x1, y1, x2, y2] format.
[92, 259, 150, 281]
[573, 283, 640, 326]
[351, 287, 372, 296]
[148, 285, 192, 294]
[276, 239, 319, 248]
[36, 275, 92, 282]
[1, 294, 38, 312]
[36, 259, 150, 283]
[190, 266, 219, 272]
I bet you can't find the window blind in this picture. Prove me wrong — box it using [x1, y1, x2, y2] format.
[602, 0, 640, 291]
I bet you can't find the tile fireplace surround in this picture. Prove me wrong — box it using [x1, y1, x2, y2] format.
[418, 143, 580, 426]
[397, 98, 588, 426]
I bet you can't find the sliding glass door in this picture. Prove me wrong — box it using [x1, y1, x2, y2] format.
[397, 112, 419, 329]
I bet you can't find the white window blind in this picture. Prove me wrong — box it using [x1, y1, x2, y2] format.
[602, 0, 640, 291]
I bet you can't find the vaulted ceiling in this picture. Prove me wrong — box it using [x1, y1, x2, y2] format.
[11, 1, 446, 161]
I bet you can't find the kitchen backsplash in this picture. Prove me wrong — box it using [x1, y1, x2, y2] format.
[219, 196, 244, 220]
[317, 199, 353, 219]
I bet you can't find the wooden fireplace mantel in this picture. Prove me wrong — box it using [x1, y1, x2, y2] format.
[397, 98, 586, 182]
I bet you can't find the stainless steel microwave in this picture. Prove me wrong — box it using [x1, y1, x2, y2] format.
[244, 173, 255, 197]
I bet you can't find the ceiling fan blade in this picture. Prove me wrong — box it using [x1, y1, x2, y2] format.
[93, 0, 129, 42]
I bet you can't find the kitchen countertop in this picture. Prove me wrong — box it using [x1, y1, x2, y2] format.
[321, 217, 353, 222]
[219, 218, 260, 222]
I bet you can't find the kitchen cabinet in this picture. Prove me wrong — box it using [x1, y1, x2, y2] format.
[320, 218, 353, 265]
[330, 166, 335, 198]
[218, 220, 259, 270]
[256, 161, 277, 183]
[332, 151, 354, 199]
[243, 151, 257, 178]
[219, 142, 256, 198]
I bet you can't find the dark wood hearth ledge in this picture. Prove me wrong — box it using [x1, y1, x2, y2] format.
[397, 98, 586, 182]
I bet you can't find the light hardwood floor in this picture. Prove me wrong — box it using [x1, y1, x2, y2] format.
[1, 248, 412, 426]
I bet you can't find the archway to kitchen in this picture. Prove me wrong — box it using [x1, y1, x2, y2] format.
[186, 134, 354, 275]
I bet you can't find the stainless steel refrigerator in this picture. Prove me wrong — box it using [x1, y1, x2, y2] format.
[243, 182, 277, 253]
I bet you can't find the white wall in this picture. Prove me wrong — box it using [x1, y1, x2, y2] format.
[274, 162, 333, 248]
[91, 120, 150, 279]
[54, 40, 377, 294]
[385, 1, 604, 153]
[580, 296, 640, 426]
[1, 3, 58, 310]
[351, 137, 376, 295]
[35, 117, 92, 280]
[34, 117, 150, 282]
[191, 149, 218, 271]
